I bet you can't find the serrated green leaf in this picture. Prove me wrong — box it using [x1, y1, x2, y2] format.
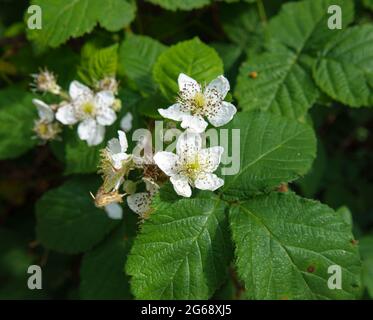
[267, 0, 354, 54]
[126, 193, 232, 299]
[235, 0, 354, 119]
[153, 38, 224, 101]
[0, 88, 37, 160]
[118, 35, 166, 94]
[78, 43, 118, 85]
[27, 0, 136, 48]
[235, 47, 319, 120]
[36, 177, 119, 254]
[336, 206, 353, 227]
[145, 0, 210, 11]
[80, 214, 137, 299]
[230, 192, 362, 299]
[221, 112, 316, 198]
[313, 25, 373, 107]
[97, 0, 136, 31]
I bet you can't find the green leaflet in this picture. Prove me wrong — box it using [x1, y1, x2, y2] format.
[234, 0, 354, 119]
[80, 214, 137, 299]
[118, 35, 167, 94]
[36, 177, 119, 254]
[230, 192, 362, 300]
[313, 25, 373, 107]
[145, 0, 210, 11]
[0, 88, 37, 160]
[27, 0, 136, 48]
[78, 43, 118, 85]
[126, 192, 232, 299]
[153, 38, 224, 101]
[235, 47, 318, 120]
[221, 112, 316, 198]
[267, 0, 354, 54]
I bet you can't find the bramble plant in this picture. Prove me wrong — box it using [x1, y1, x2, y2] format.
[0, 0, 372, 301]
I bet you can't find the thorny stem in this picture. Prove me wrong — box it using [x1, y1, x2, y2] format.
[256, 0, 267, 26]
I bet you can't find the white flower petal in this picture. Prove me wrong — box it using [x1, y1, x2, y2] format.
[170, 174, 192, 197]
[88, 125, 105, 146]
[69, 80, 92, 100]
[180, 114, 208, 133]
[176, 130, 202, 158]
[111, 153, 130, 170]
[144, 178, 159, 194]
[96, 107, 117, 126]
[207, 101, 237, 127]
[199, 146, 224, 172]
[153, 152, 179, 176]
[118, 130, 128, 152]
[127, 192, 152, 215]
[55, 103, 78, 125]
[158, 103, 188, 121]
[206, 75, 230, 99]
[95, 90, 115, 109]
[32, 99, 54, 123]
[194, 173, 224, 191]
[120, 112, 133, 132]
[178, 73, 201, 99]
[78, 119, 105, 146]
[107, 138, 121, 155]
[104, 203, 123, 220]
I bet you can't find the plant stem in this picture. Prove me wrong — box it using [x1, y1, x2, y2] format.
[256, 0, 267, 26]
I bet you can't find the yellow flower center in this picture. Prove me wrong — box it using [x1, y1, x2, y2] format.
[183, 157, 201, 179]
[37, 122, 48, 135]
[82, 101, 95, 115]
[193, 92, 206, 109]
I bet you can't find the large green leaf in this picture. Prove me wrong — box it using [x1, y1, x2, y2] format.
[234, 0, 354, 119]
[230, 192, 362, 299]
[78, 43, 118, 85]
[80, 214, 137, 299]
[313, 25, 373, 107]
[153, 38, 224, 101]
[36, 177, 119, 254]
[126, 192, 232, 299]
[0, 88, 37, 160]
[145, 0, 210, 11]
[221, 112, 316, 198]
[267, 0, 354, 54]
[27, 0, 136, 48]
[235, 47, 318, 120]
[118, 35, 166, 94]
